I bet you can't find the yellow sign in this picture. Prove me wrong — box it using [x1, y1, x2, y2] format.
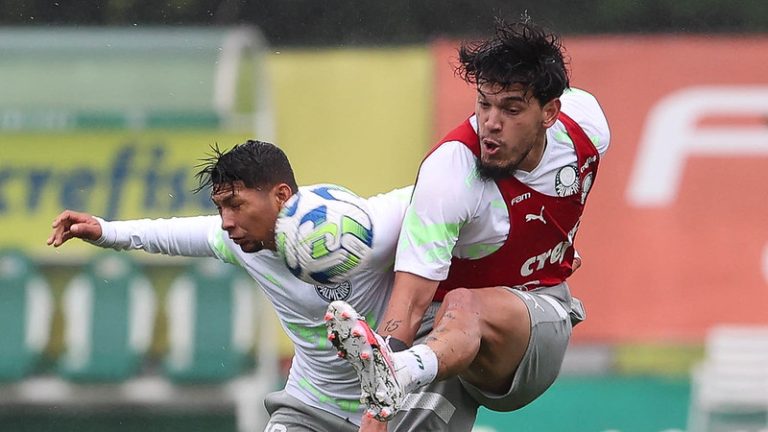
[0, 130, 251, 255]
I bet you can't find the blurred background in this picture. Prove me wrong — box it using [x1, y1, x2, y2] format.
[1, 1, 767, 431]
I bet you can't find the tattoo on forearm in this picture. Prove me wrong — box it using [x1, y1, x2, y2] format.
[382, 319, 401, 333]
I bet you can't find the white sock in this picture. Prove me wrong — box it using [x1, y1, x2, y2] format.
[392, 344, 438, 394]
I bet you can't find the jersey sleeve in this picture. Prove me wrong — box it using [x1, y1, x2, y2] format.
[394, 143, 483, 281]
[363, 186, 413, 273]
[560, 88, 611, 156]
[95, 215, 223, 258]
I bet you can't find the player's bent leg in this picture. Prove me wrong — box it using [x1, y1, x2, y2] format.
[459, 283, 576, 412]
[425, 288, 506, 381]
[427, 286, 532, 394]
[264, 390, 359, 432]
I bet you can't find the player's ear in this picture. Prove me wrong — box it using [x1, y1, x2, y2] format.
[274, 183, 292, 205]
[542, 98, 561, 128]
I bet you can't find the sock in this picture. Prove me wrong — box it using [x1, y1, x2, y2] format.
[392, 344, 438, 394]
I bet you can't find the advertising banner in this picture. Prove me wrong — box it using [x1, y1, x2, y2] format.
[0, 131, 250, 257]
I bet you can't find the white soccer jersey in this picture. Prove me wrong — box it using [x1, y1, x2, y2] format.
[93, 185, 413, 425]
[395, 88, 611, 281]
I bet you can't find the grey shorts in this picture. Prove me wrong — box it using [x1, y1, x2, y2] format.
[264, 378, 478, 432]
[459, 282, 585, 412]
[390, 376, 479, 432]
[264, 390, 358, 432]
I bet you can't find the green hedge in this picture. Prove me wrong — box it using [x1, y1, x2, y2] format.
[1, 0, 765, 45]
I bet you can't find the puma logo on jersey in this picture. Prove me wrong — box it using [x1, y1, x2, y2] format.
[525, 206, 547, 224]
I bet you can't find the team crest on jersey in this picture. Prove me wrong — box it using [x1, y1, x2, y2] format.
[314, 281, 352, 302]
[555, 165, 580, 197]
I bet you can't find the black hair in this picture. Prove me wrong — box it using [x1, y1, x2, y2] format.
[194, 140, 298, 195]
[457, 16, 570, 104]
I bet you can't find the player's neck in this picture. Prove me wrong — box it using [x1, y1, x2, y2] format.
[517, 135, 547, 173]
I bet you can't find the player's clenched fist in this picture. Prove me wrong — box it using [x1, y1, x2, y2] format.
[46, 210, 102, 247]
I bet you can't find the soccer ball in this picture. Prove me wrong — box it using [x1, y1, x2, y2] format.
[275, 184, 374, 285]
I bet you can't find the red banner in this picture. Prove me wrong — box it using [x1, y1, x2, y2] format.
[432, 36, 768, 342]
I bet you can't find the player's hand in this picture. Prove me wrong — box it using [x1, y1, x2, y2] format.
[359, 411, 388, 432]
[47, 210, 102, 247]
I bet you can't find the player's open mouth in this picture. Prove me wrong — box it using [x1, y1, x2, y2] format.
[482, 139, 501, 155]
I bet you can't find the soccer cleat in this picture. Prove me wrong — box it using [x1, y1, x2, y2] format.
[325, 300, 404, 421]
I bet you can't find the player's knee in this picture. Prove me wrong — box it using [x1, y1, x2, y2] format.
[442, 288, 477, 311]
[437, 288, 484, 349]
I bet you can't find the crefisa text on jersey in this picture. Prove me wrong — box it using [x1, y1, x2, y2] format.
[520, 221, 580, 277]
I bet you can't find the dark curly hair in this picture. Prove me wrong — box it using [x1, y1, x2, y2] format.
[194, 140, 298, 195]
[457, 17, 570, 104]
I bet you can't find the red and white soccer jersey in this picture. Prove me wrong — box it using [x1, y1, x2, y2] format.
[394, 88, 610, 300]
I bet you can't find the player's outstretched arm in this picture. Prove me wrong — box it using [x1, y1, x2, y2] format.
[47, 212, 220, 258]
[47, 210, 102, 247]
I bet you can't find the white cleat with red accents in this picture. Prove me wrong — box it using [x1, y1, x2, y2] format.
[325, 300, 405, 421]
